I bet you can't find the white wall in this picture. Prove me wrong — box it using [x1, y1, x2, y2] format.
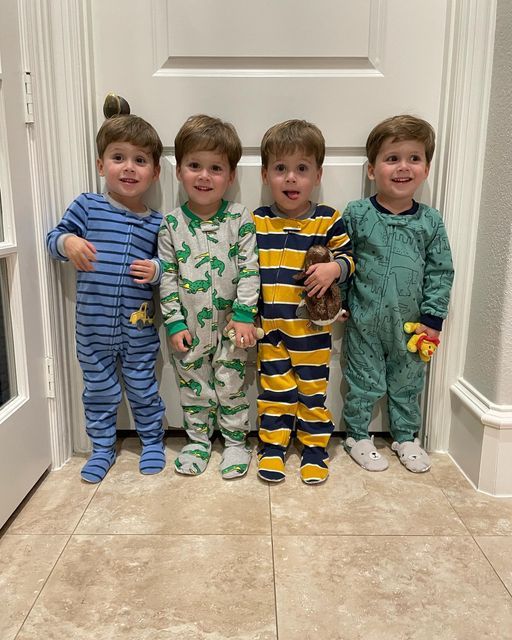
[464, 0, 512, 405]
[449, 0, 512, 495]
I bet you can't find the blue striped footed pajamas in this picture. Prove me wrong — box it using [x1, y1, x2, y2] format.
[47, 193, 165, 482]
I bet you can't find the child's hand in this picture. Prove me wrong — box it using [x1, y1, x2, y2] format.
[304, 262, 341, 298]
[64, 235, 97, 271]
[415, 324, 440, 340]
[170, 329, 193, 353]
[225, 319, 258, 349]
[130, 259, 156, 284]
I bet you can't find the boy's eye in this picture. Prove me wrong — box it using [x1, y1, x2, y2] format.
[386, 155, 398, 162]
[275, 164, 286, 172]
[410, 155, 422, 162]
[298, 164, 308, 173]
[112, 154, 123, 162]
[136, 157, 148, 165]
[211, 165, 223, 173]
[188, 162, 200, 170]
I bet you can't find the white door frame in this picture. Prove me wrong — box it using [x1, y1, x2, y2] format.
[24, 0, 496, 467]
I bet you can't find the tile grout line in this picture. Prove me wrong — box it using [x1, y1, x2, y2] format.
[268, 482, 280, 640]
[13, 470, 102, 639]
[12, 532, 73, 640]
[472, 536, 512, 601]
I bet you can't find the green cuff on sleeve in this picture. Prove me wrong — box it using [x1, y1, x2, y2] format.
[166, 320, 188, 336]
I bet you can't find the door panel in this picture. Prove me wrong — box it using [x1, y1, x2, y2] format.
[90, 0, 447, 433]
[0, 0, 52, 526]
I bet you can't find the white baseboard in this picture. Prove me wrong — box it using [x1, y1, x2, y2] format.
[451, 378, 512, 495]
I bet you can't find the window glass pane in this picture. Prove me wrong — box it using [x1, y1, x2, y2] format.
[0, 259, 16, 407]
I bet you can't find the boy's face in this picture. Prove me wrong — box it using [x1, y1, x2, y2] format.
[176, 150, 235, 217]
[262, 151, 322, 218]
[97, 142, 160, 211]
[368, 137, 429, 211]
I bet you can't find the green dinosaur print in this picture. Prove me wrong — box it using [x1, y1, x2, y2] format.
[217, 209, 242, 223]
[161, 260, 178, 273]
[213, 373, 225, 388]
[189, 335, 199, 350]
[210, 257, 225, 276]
[217, 359, 246, 379]
[179, 357, 204, 371]
[188, 217, 202, 237]
[183, 404, 207, 415]
[176, 242, 191, 263]
[179, 377, 202, 397]
[164, 213, 178, 230]
[228, 242, 246, 261]
[194, 252, 210, 269]
[197, 307, 213, 328]
[238, 222, 256, 238]
[195, 253, 225, 276]
[233, 301, 259, 316]
[232, 268, 259, 284]
[193, 422, 210, 434]
[219, 403, 250, 416]
[161, 291, 180, 304]
[212, 289, 233, 311]
[228, 390, 246, 400]
[220, 426, 246, 442]
[180, 272, 212, 294]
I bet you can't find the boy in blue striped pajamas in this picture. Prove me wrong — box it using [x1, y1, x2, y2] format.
[47, 113, 166, 483]
[254, 120, 355, 484]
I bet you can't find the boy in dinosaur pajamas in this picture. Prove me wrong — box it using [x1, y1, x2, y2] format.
[159, 114, 260, 479]
[47, 112, 166, 483]
[254, 119, 355, 484]
[342, 115, 454, 473]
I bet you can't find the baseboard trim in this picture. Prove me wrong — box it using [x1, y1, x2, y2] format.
[451, 378, 512, 430]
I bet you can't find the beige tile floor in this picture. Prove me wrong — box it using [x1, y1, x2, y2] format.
[2, 436, 512, 640]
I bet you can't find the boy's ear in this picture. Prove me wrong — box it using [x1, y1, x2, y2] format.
[96, 157, 105, 176]
[315, 166, 323, 185]
[176, 164, 182, 182]
[367, 163, 375, 180]
[153, 163, 161, 181]
[261, 166, 268, 185]
[228, 168, 236, 186]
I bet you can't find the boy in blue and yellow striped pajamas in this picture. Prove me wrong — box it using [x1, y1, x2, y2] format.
[254, 120, 355, 484]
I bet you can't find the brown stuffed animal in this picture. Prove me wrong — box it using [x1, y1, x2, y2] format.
[293, 245, 345, 326]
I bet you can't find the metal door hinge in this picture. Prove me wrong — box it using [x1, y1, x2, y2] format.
[23, 71, 34, 124]
[45, 356, 55, 398]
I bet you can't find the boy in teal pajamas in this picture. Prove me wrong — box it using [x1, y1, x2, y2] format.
[342, 115, 454, 472]
[159, 115, 260, 479]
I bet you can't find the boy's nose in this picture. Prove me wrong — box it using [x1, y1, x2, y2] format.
[285, 171, 296, 182]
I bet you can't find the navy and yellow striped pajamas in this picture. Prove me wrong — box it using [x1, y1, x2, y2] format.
[254, 203, 354, 482]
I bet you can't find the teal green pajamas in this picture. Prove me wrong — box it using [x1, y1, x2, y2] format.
[342, 197, 454, 443]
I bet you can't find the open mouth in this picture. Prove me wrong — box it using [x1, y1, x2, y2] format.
[195, 186, 212, 192]
[283, 190, 300, 200]
[121, 178, 138, 184]
[392, 177, 412, 183]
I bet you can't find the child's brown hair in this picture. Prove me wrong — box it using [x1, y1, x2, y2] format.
[96, 114, 163, 165]
[260, 119, 325, 168]
[174, 114, 242, 171]
[366, 115, 436, 166]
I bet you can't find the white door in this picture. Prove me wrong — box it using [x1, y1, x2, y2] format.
[87, 0, 448, 435]
[0, 0, 52, 527]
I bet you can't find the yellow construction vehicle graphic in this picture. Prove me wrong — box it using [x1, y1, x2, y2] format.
[130, 301, 155, 330]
